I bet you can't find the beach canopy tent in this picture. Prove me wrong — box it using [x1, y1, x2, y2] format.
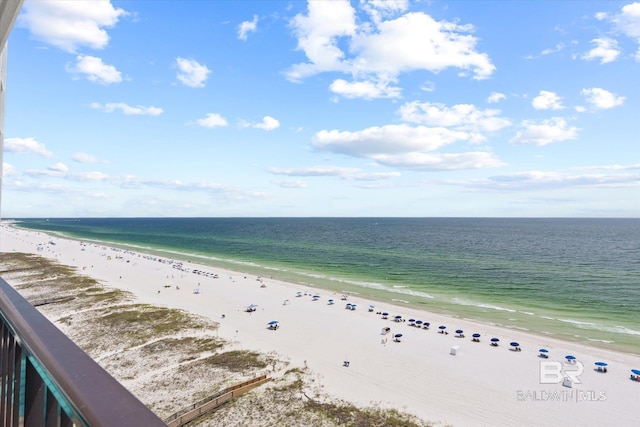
[595, 362, 608, 372]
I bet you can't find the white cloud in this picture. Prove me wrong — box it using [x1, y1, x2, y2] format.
[581, 88, 625, 109]
[311, 124, 501, 170]
[313, 124, 469, 156]
[372, 151, 503, 170]
[532, 90, 564, 110]
[72, 152, 98, 163]
[49, 162, 68, 173]
[286, 3, 494, 99]
[472, 169, 640, 191]
[4, 137, 53, 157]
[175, 57, 211, 88]
[238, 15, 258, 40]
[509, 117, 579, 146]
[329, 78, 401, 99]
[18, 0, 127, 53]
[269, 166, 360, 177]
[398, 101, 511, 132]
[274, 179, 308, 188]
[253, 116, 281, 131]
[487, 92, 506, 103]
[67, 55, 122, 84]
[582, 38, 620, 64]
[90, 102, 163, 115]
[611, 2, 640, 38]
[196, 113, 228, 128]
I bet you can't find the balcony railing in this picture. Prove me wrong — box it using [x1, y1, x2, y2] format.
[0, 276, 167, 427]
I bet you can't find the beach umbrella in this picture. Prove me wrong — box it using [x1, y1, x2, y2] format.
[408, 319, 416, 323]
[491, 338, 499, 342]
[595, 362, 608, 367]
[631, 369, 640, 375]
[439, 325, 447, 330]
[267, 320, 279, 325]
[369, 305, 375, 309]
[394, 315, 402, 319]
[394, 334, 403, 338]
[539, 348, 548, 353]
[472, 333, 481, 338]
[415, 320, 423, 325]
[510, 342, 520, 347]
[423, 322, 430, 326]
[382, 312, 389, 316]
[565, 355, 576, 361]
[455, 329, 463, 334]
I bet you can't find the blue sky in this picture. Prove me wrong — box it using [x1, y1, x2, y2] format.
[2, 0, 639, 218]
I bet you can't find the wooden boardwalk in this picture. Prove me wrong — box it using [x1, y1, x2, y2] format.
[164, 374, 271, 427]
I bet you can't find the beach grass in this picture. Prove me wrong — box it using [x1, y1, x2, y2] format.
[0, 251, 440, 426]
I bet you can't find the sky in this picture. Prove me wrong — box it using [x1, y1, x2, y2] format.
[1, 0, 639, 218]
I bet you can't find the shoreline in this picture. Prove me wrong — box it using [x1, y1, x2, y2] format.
[1, 223, 639, 426]
[14, 223, 639, 356]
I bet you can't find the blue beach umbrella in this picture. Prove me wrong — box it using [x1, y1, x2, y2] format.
[565, 355, 576, 361]
[455, 329, 464, 334]
[539, 348, 549, 353]
[395, 315, 402, 319]
[491, 338, 499, 342]
[267, 320, 279, 325]
[423, 322, 430, 327]
[595, 362, 608, 367]
[415, 320, 423, 325]
[408, 319, 416, 323]
[631, 369, 640, 375]
[510, 342, 520, 347]
[394, 334, 403, 338]
[439, 325, 447, 330]
[472, 333, 481, 338]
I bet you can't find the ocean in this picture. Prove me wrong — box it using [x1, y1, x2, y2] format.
[12, 217, 640, 354]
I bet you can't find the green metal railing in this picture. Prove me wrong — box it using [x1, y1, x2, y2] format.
[0, 277, 167, 426]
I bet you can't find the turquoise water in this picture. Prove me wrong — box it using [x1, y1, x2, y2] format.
[12, 217, 640, 354]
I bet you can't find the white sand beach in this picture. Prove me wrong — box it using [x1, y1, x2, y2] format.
[1, 223, 638, 427]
